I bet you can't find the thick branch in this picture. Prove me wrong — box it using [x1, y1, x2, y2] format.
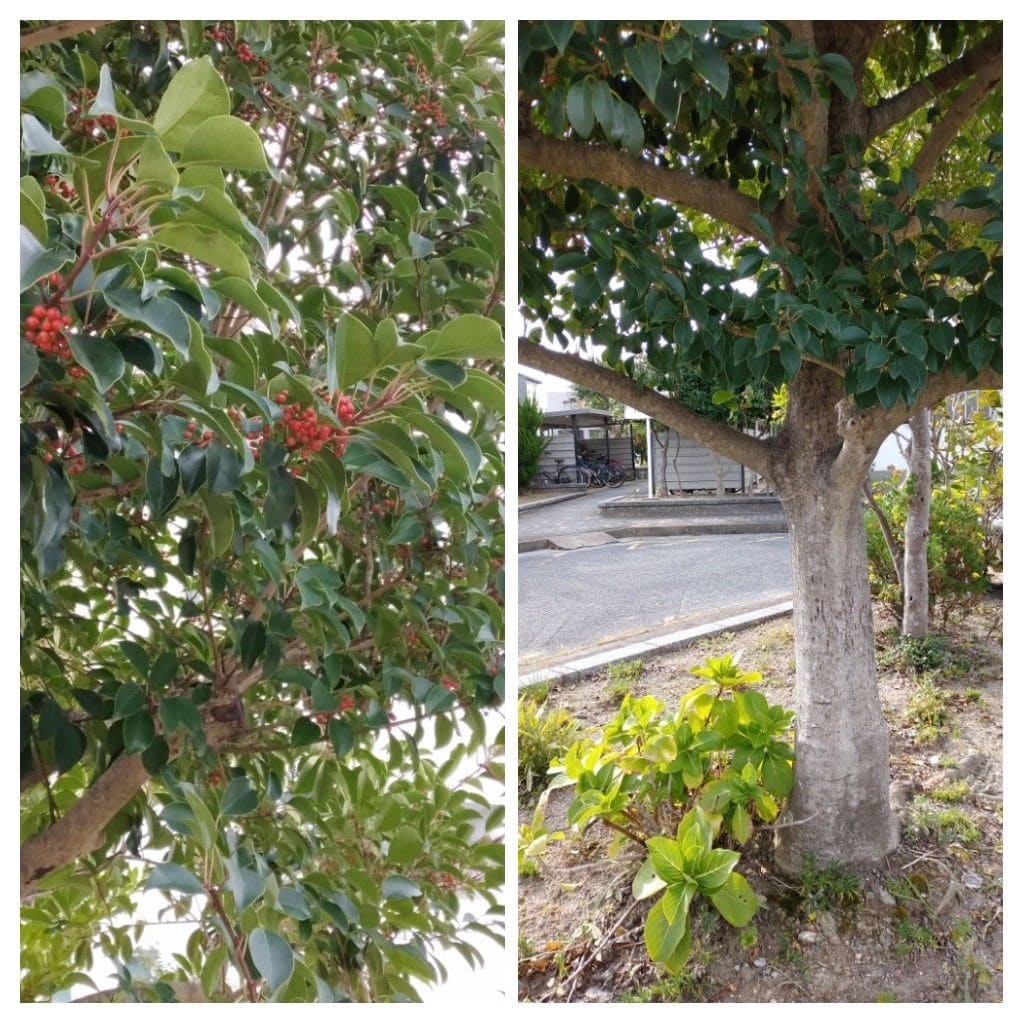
[862, 481, 904, 589]
[519, 133, 773, 243]
[780, 23, 828, 178]
[73, 982, 211, 1003]
[20, 21, 114, 50]
[518, 339, 771, 478]
[867, 26, 1002, 140]
[895, 201, 989, 241]
[909, 67, 1001, 194]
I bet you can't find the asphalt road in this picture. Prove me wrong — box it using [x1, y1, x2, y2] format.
[519, 533, 793, 670]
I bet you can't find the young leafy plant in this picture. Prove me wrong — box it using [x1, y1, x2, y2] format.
[550, 654, 794, 971]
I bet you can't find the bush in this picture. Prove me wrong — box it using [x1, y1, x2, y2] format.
[518, 696, 580, 793]
[865, 483, 989, 623]
[519, 396, 548, 490]
[551, 654, 794, 974]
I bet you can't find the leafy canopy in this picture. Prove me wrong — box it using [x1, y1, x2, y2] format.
[21, 20, 504, 1003]
[519, 21, 1001, 412]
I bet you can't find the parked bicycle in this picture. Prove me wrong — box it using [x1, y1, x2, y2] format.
[531, 458, 595, 488]
[576, 449, 626, 488]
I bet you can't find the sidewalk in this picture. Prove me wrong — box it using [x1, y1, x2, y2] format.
[518, 487, 788, 552]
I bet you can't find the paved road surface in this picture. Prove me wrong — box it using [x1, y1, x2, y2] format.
[519, 533, 793, 671]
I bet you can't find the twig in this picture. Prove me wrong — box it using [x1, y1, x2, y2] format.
[756, 810, 820, 831]
[559, 899, 638, 1003]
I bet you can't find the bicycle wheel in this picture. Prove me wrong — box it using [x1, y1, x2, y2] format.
[605, 464, 626, 488]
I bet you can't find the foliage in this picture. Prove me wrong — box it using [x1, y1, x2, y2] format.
[904, 678, 953, 744]
[550, 654, 793, 972]
[796, 856, 863, 910]
[518, 789, 565, 877]
[908, 800, 981, 845]
[875, 629, 951, 673]
[520, 21, 1001, 408]
[20, 20, 505, 1003]
[518, 696, 580, 794]
[865, 481, 989, 623]
[894, 919, 939, 958]
[518, 395, 548, 489]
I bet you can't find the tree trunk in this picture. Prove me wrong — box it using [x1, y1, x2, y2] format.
[902, 408, 931, 638]
[770, 365, 900, 873]
[774, 486, 900, 872]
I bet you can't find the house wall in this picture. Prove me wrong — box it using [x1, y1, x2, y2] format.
[650, 430, 746, 491]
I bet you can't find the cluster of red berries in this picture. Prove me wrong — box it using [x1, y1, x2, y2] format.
[441, 675, 460, 692]
[38, 436, 86, 475]
[24, 274, 84, 379]
[67, 89, 117, 136]
[370, 497, 398, 516]
[45, 174, 77, 202]
[279, 392, 350, 462]
[412, 97, 446, 127]
[183, 421, 216, 447]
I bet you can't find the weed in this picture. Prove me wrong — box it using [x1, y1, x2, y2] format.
[875, 992, 898, 1002]
[963, 688, 984, 704]
[932, 781, 970, 803]
[519, 681, 551, 703]
[876, 630, 952, 673]
[894, 918, 939, 957]
[518, 789, 564, 876]
[518, 697, 580, 793]
[905, 678, 953, 743]
[797, 856, 863, 910]
[886, 874, 929, 904]
[518, 934, 536, 959]
[606, 658, 645, 699]
[618, 971, 706, 1002]
[908, 800, 981, 845]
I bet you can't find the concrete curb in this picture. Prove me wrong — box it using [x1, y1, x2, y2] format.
[519, 519, 788, 552]
[519, 490, 589, 514]
[518, 600, 794, 689]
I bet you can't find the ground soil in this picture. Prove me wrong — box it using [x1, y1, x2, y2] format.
[518, 595, 1003, 1003]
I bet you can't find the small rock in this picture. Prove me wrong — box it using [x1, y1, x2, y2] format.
[770, 970, 779, 979]
[963, 871, 983, 890]
[753, 957, 767, 968]
[889, 779, 918, 809]
[797, 930, 819, 944]
[927, 754, 942, 767]
[582, 986, 611, 1002]
[923, 770, 953, 790]
[817, 910, 839, 944]
[877, 888, 897, 907]
[956, 750, 987, 780]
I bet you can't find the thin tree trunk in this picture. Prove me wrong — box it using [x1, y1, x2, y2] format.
[862, 481, 904, 590]
[774, 483, 900, 873]
[902, 408, 931, 638]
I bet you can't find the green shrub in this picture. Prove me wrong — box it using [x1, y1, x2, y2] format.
[518, 397, 548, 490]
[876, 631, 951, 673]
[797, 856, 863, 910]
[865, 483, 989, 623]
[550, 654, 794, 974]
[518, 696, 580, 794]
[607, 658, 645, 699]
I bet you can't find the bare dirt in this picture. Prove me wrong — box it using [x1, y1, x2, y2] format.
[518, 595, 1003, 1003]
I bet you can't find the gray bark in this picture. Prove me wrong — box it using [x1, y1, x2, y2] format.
[902, 408, 932, 638]
[770, 366, 900, 873]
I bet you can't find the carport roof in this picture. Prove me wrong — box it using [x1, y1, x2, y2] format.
[542, 407, 616, 428]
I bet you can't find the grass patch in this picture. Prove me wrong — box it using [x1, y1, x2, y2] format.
[894, 919, 940, 957]
[876, 631, 952, 673]
[905, 678, 954, 744]
[518, 697, 580, 794]
[931, 780, 970, 803]
[606, 658, 645, 699]
[908, 800, 982, 845]
[797, 856, 863, 910]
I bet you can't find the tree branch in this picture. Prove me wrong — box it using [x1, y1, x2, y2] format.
[909, 66, 1001, 195]
[519, 133, 774, 243]
[20, 20, 114, 50]
[895, 201, 989, 241]
[867, 26, 1002, 141]
[518, 339, 772, 478]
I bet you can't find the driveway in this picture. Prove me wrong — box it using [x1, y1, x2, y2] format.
[519, 533, 793, 671]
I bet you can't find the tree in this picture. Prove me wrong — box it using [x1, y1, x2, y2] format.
[901, 407, 931, 637]
[519, 20, 1001, 872]
[518, 396, 547, 490]
[21, 20, 505, 1002]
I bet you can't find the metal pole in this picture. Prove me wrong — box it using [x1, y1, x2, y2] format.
[646, 417, 654, 498]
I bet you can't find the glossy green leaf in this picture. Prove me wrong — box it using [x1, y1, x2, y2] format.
[153, 56, 231, 150]
[221, 775, 259, 816]
[145, 862, 205, 896]
[180, 115, 270, 171]
[153, 224, 251, 279]
[68, 334, 126, 393]
[248, 927, 294, 993]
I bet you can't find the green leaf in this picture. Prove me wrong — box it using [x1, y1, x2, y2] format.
[21, 114, 69, 156]
[248, 928, 294, 993]
[123, 711, 156, 754]
[381, 875, 422, 901]
[625, 41, 662, 103]
[146, 862, 205, 896]
[211, 277, 272, 327]
[632, 856, 669, 901]
[329, 718, 354, 758]
[387, 514, 424, 545]
[142, 735, 170, 776]
[225, 850, 265, 912]
[277, 887, 311, 921]
[709, 871, 759, 926]
[692, 847, 741, 892]
[221, 775, 259, 816]
[68, 334, 126, 393]
[264, 465, 296, 530]
[644, 894, 692, 970]
[428, 314, 504, 360]
[180, 115, 270, 171]
[153, 56, 231, 151]
[333, 313, 376, 389]
[692, 38, 730, 97]
[153, 224, 251, 279]
[408, 231, 435, 258]
[388, 825, 424, 865]
[88, 64, 118, 116]
[864, 343, 889, 371]
[114, 683, 146, 718]
[566, 81, 594, 137]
